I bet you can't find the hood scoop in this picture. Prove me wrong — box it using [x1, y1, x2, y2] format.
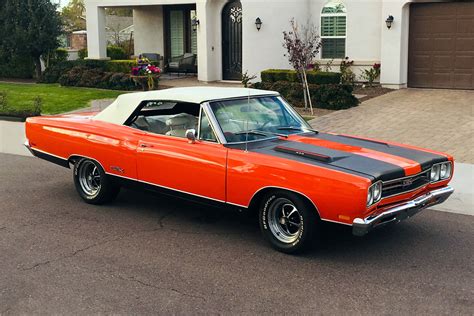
[274, 145, 334, 163]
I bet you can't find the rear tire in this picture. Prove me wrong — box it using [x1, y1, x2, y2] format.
[259, 190, 319, 254]
[73, 158, 120, 205]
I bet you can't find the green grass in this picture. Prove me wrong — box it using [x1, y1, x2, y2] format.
[0, 83, 124, 115]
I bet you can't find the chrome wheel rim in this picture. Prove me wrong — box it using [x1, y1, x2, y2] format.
[78, 161, 101, 197]
[268, 198, 302, 244]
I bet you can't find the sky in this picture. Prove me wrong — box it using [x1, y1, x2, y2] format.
[51, 0, 70, 8]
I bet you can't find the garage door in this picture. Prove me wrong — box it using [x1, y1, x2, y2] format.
[408, 2, 474, 89]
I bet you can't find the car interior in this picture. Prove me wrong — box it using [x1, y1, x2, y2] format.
[127, 101, 217, 142]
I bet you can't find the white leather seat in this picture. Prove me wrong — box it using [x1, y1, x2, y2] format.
[165, 113, 197, 137]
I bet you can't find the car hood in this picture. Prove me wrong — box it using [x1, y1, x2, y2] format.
[225, 132, 450, 182]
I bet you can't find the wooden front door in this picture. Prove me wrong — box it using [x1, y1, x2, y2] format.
[222, 0, 243, 81]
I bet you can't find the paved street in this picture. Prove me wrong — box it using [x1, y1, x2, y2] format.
[1, 153, 473, 314]
[310, 89, 474, 163]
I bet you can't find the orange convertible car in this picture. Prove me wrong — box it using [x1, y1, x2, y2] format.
[25, 87, 454, 253]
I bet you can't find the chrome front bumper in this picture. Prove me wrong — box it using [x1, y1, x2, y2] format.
[352, 186, 454, 236]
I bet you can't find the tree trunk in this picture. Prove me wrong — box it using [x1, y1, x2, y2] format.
[34, 56, 42, 81]
[300, 70, 308, 110]
[302, 69, 314, 115]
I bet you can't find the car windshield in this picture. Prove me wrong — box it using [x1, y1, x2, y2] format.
[209, 96, 313, 143]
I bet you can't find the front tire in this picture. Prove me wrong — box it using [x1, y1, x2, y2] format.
[259, 190, 319, 254]
[73, 158, 120, 205]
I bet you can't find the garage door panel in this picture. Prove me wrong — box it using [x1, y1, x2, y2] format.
[433, 38, 456, 51]
[457, 19, 474, 34]
[454, 74, 473, 90]
[432, 18, 457, 34]
[409, 2, 474, 89]
[456, 38, 474, 53]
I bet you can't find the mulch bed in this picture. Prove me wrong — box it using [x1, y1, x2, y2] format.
[353, 85, 395, 103]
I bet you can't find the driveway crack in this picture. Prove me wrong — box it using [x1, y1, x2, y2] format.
[116, 274, 207, 302]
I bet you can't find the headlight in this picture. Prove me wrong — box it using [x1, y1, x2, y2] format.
[367, 181, 382, 207]
[439, 162, 452, 179]
[430, 162, 452, 182]
[430, 164, 440, 182]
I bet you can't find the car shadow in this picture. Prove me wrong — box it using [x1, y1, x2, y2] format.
[103, 187, 464, 262]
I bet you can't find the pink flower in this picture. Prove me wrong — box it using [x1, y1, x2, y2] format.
[373, 63, 381, 70]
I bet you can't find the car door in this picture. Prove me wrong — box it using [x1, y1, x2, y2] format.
[136, 105, 227, 203]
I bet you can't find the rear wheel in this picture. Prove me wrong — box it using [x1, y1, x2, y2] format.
[259, 190, 319, 254]
[73, 158, 120, 204]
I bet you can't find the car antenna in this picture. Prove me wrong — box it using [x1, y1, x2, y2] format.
[245, 89, 250, 152]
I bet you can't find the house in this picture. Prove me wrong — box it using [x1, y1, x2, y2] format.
[85, 0, 474, 90]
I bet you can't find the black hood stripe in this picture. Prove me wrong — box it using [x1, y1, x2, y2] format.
[226, 139, 406, 181]
[315, 133, 448, 170]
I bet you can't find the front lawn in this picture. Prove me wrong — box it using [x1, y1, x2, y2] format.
[0, 83, 124, 115]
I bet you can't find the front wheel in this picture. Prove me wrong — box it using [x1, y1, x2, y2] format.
[73, 158, 120, 205]
[259, 191, 319, 254]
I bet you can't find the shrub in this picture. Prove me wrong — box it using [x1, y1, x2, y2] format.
[340, 57, 356, 85]
[107, 60, 139, 73]
[58, 66, 137, 91]
[306, 71, 342, 85]
[78, 48, 88, 60]
[261, 69, 340, 85]
[55, 48, 69, 63]
[252, 81, 358, 110]
[107, 45, 128, 60]
[0, 55, 35, 79]
[360, 63, 381, 87]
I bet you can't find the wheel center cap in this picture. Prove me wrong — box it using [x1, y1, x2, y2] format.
[280, 217, 286, 225]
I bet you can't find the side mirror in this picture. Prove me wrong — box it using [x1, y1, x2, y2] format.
[186, 129, 197, 143]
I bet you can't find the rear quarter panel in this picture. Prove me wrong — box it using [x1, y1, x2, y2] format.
[25, 115, 143, 180]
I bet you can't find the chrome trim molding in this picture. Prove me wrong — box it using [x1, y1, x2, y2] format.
[353, 186, 454, 236]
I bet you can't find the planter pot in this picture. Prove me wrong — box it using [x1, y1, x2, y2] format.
[131, 75, 161, 91]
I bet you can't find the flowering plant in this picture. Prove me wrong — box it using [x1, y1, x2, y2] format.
[131, 55, 162, 90]
[361, 62, 381, 87]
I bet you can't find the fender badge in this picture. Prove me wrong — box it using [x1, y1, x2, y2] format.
[111, 166, 125, 174]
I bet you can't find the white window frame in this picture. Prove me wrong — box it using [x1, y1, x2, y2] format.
[320, 2, 347, 59]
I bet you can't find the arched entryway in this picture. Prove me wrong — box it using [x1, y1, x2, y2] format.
[222, 0, 242, 80]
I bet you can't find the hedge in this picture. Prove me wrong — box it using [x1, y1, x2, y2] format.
[261, 69, 341, 85]
[42, 59, 160, 84]
[0, 55, 35, 79]
[77, 46, 128, 60]
[252, 81, 358, 110]
[58, 66, 139, 91]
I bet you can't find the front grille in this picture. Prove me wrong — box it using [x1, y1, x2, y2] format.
[382, 170, 430, 198]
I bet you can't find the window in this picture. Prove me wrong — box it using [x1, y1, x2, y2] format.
[170, 10, 185, 57]
[209, 97, 310, 143]
[321, 1, 346, 59]
[199, 110, 217, 142]
[129, 101, 199, 138]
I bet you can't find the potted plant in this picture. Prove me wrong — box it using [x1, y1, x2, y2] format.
[131, 56, 162, 91]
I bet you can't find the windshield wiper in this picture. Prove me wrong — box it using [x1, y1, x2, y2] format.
[277, 126, 319, 134]
[235, 130, 288, 138]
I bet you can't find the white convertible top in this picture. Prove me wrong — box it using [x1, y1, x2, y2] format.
[93, 87, 279, 125]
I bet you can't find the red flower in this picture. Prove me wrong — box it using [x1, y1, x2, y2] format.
[373, 63, 381, 70]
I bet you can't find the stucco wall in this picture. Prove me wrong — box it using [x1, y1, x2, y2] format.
[133, 6, 165, 57]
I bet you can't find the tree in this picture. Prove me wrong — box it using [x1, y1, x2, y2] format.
[0, 0, 63, 79]
[61, 0, 86, 32]
[283, 19, 322, 114]
[106, 8, 133, 17]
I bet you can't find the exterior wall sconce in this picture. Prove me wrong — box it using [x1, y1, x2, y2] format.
[192, 17, 200, 32]
[255, 17, 262, 31]
[385, 15, 394, 29]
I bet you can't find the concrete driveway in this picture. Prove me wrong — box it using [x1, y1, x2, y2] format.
[309, 88, 474, 163]
[1, 153, 473, 314]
